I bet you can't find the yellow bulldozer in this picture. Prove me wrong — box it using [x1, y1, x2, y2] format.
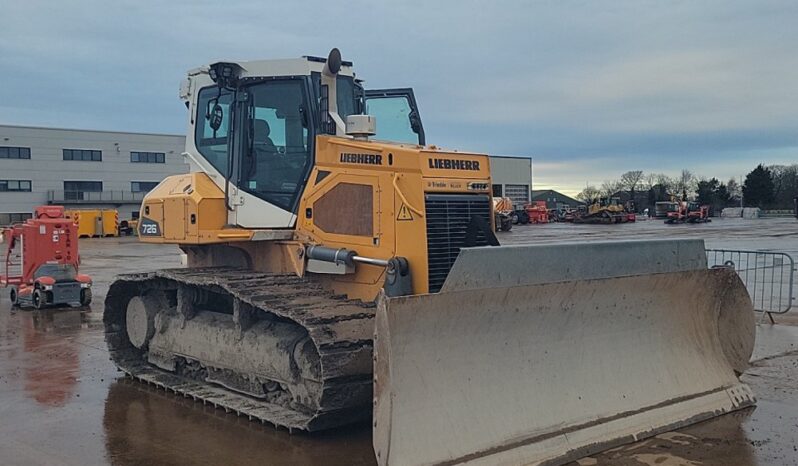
[104, 49, 756, 465]
[574, 196, 632, 224]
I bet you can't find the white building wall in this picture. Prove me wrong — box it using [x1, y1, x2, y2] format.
[0, 125, 188, 221]
[489, 156, 533, 208]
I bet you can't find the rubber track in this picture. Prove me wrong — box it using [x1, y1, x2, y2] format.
[104, 267, 375, 432]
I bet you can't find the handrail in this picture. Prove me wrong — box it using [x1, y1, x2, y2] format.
[46, 190, 147, 203]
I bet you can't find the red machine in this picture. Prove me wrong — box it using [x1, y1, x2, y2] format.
[625, 200, 637, 222]
[665, 201, 711, 224]
[1, 206, 92, 309]
[686, 203, 711, 223]
[525, 201, 550, 224]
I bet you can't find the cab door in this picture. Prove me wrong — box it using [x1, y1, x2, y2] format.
[365, 88, 425, 145]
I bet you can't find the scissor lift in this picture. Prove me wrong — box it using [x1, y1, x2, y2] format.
[1, 206, 92, 309]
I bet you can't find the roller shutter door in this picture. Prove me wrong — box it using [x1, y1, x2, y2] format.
[504, 184, 529, 208]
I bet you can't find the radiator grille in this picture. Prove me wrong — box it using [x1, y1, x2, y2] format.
[425, 194, 492, 293]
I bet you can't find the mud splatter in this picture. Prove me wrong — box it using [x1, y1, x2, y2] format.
[656, 432, 699, 446]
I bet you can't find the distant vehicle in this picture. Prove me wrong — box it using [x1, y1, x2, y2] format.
[525, 200, 550, 224]
[573, 197, 631, 224]
[1, 206, 92, 309]
[493, 197, 514, 231]
[655, 201, 679, 219]
[665, 201, 711, 224]
[119, 212, 140, 236]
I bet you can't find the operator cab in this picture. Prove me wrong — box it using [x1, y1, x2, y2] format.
[183, 49, 426, 228]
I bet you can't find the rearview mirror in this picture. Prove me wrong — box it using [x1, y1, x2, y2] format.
[208, 102, 224, 132]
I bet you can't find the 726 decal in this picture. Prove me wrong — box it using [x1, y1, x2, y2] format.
[138, 218, 161, 236]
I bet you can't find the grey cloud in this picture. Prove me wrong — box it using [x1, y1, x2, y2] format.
[1, 0, 796, 190]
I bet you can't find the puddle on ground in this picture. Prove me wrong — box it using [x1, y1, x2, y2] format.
[103, 380, 376, 466]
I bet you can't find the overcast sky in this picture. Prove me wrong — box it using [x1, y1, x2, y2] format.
[2, 0, 796, 194]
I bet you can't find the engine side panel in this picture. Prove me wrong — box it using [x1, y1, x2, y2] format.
[296, 136, 492, 300]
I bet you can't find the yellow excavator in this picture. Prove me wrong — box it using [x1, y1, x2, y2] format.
[105, 49, 756, 465]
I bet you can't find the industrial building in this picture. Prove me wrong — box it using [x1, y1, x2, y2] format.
[0, 124, 187, 225]
[489, 155, 533, 208]
[0, 124, 534, 225]
[530, 189, 584, 210]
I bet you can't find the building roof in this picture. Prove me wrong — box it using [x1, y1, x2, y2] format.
[0, 123, 184, 138]
[531, 189, 584, 205]
[489, 155, 533, 161]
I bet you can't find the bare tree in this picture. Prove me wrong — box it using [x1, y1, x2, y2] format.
[652, 173, 675, 194]
[600, 180, 623, 198]
[726, 178, 741, 203]
[770, 165, 787, 203]
[674, 169, 695, 199]
[643, 173, 658, 191]
[577, 185, 600, 204]
[767, 164, 798, 209]
[620, 171, 644, 194]
[640, 173, 676, 203]
[619, 170, 644, 205]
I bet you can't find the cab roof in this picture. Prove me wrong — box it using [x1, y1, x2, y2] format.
[187, 55, 356, 80]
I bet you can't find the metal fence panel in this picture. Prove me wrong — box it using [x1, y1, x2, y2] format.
[706, 249, 795, 318]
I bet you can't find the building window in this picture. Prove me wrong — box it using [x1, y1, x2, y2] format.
[64, 181, 103, 200]
[63, 149, 102, 161]
[0, 180, 32, 192]
[131, 181, 160, 193]
[0, 212, 32, 226]
[131, 151, 166, 163]
[0, 146, 31, 159]
[492, 184, 503, 197]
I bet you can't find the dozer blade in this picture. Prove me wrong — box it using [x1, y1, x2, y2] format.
[373, 239, 755, 466]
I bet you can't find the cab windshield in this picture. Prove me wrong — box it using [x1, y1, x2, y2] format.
[35, 264, 77, 281]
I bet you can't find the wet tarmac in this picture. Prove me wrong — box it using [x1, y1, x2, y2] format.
[0, 217, 796, 465]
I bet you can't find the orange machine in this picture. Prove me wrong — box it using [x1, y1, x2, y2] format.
[525, 200, 549, 223]
[665, 201, 711, 224]
[1, 206, 92, 308]
[493, 197, 514, 231]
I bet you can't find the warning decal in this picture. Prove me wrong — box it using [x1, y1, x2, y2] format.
[397, 204, 414, 221]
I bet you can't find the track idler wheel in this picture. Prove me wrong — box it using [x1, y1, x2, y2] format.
[126, 294, 160, 349]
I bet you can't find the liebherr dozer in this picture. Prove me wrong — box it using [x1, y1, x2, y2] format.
[104, 49, 756, 465]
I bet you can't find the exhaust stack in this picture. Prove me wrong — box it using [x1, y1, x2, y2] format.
[321, 48, 347, 136]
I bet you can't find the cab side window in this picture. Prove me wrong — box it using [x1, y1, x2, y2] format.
[365, 89, 425, 145]
[195, 87, 233, 176]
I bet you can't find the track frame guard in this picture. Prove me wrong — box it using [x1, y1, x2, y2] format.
[374, 239, 756, 465]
